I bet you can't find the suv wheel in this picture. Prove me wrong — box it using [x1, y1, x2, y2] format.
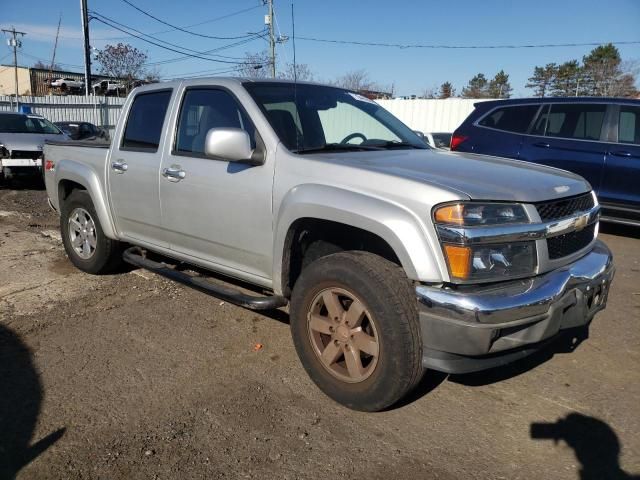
[60, 190, 123, 274]
[290, 251, 425, 411]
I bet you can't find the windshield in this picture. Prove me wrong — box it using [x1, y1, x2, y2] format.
[0, 114, 62, 134]
[244, 83, 427, 153]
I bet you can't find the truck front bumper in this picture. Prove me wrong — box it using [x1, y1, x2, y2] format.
[416, 240, 615, 374]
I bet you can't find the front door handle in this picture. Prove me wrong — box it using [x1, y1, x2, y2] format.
[111, 160, 128, 173]
[533, 142, 550, 148]
[609, 150, 632, 157]
[162, 166, 186, 181]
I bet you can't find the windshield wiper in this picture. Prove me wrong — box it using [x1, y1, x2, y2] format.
[372, 140, 426, 150]
[293, 143, 384, 154]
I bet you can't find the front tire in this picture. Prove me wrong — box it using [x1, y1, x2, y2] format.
[290, 251, 425, 411]
[60, 190, 123, 274]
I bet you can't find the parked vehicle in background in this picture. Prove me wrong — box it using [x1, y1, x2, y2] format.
[55, 121, 109, 142]
[422, 132, 452, 150]
[0, 112, 65, 183]
[92, 80, 126, 96]
[44, 79, 614, 411]
[50, 78, 84, 92]
[452, 97, 640, 226]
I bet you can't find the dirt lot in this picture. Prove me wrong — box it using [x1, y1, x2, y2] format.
[1, 180, 639, 480]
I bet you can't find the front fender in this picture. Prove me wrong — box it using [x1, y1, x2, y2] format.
[54, 159, 118, 240]
[273, 184, 448, 294]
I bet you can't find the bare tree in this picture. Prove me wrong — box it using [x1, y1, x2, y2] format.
[279, 62, 314, 81]
[421, 86, 438, 99]
[235, 51, 270, 79]
[334, 69, 375, 91]
[95, 43, 147, 82]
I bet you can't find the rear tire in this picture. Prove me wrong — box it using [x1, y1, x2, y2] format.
[290, 251, 425, 411]
[60, 190, 123, 274]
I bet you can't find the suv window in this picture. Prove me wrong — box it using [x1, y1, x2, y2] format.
[618, 105, 640, 145]
[478, 105, 539, 133]
[532, 103, 606, 141]
[122, 90, 172, 151]
[175, 88, 255, 155]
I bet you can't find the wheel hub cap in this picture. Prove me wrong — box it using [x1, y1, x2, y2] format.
[68, 207, 97, 260]
[307, 287, 380, 383]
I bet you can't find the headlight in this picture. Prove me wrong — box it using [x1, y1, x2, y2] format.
[433, 202, 537, 282]
[443, 242, 537, 281]
[434, 202, 529, 226]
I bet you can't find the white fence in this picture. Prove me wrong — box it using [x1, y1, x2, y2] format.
[0, 95, 126, 130]
[376, 98, 494, 133]
[0, 94, 494, 136]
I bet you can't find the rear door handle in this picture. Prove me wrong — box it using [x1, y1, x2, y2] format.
[111, 160, 128, 173]
[609, 150, 632, 157]
[533, 142, 550, 148]
[162, 166, 186, 182]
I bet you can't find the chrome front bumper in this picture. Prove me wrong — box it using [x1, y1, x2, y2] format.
[417, 240, 615, 373]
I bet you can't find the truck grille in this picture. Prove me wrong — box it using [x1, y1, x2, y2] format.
[536, 193, 595, 221]
[11, 150, 42, 159]
[547, 223, 596, 259]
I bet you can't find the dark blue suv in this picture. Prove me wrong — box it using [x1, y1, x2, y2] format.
[452, 97, 640, 226]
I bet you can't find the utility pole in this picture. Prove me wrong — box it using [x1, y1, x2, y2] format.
[265, 0, 276, 78]
[2, 27, 26, 111]
[80, 0, 92, 96]
[49, 15, 62, 95]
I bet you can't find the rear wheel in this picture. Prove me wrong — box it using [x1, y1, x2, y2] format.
[60, 190, 123, 274]
[290, 251, 425, 411]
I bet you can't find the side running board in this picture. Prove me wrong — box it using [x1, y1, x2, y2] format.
[123, 247, 288, 311]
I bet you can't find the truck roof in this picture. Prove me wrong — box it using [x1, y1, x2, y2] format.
[130, 77, 341, 95]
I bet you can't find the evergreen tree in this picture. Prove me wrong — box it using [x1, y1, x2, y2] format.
[526, 63, 557, 97]
[488, 70, 512, 98]
[551, 60, 583, 96]
[461, 73, 489, 98]
[439, 81, 455, 98]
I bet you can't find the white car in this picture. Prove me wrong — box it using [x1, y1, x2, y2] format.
[92, 80, 126, 95]
[415, 131, 452, 150]
[50, 78, 84, 90]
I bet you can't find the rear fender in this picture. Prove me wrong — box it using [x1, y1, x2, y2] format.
[54, 159, 117, 240]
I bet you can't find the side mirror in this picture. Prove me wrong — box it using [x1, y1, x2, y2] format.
[204, 128, 257, 163]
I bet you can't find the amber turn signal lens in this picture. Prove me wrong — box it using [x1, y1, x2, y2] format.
[443, 244, 471, 279]
[434, 204, 465, 225]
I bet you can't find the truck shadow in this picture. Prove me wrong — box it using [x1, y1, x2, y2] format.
[0, 324, 65, 479]
[449, 326, 588, 387]
[531, 413, 639, 480]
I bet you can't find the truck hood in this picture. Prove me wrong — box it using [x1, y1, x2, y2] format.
[310, 148, 591, 202]
[0, 132, 66, 152]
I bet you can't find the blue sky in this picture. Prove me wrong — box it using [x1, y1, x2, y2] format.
[1, 0, 639, 96]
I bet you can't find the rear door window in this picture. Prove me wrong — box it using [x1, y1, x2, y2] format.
[478, 105, 540, 133]
[618, 105, 640, 145]
[533, 103, 606, 141]
[121, 90, 172, 151]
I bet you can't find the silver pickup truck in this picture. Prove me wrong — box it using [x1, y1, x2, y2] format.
[44, 78, 615, 411]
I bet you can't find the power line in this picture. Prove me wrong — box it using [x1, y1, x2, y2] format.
[90, 11, 250, 61]
[144, 32, 267, 67]
[91, 16, 266, 65]
[296, 36, 640, 50]
[119, 0, 258, 40]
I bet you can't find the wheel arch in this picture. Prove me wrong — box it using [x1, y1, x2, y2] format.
[273, 184, 445, 296]
[56, 160, 118, 239]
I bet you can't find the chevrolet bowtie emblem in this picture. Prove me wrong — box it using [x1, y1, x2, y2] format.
[574, 214, 589, 231]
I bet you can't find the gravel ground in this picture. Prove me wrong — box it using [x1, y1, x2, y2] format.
[1, 180, 639, 480]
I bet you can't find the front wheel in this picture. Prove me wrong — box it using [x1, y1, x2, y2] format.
[60, 190, 124, 274]
[290, 251, 425, 411]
